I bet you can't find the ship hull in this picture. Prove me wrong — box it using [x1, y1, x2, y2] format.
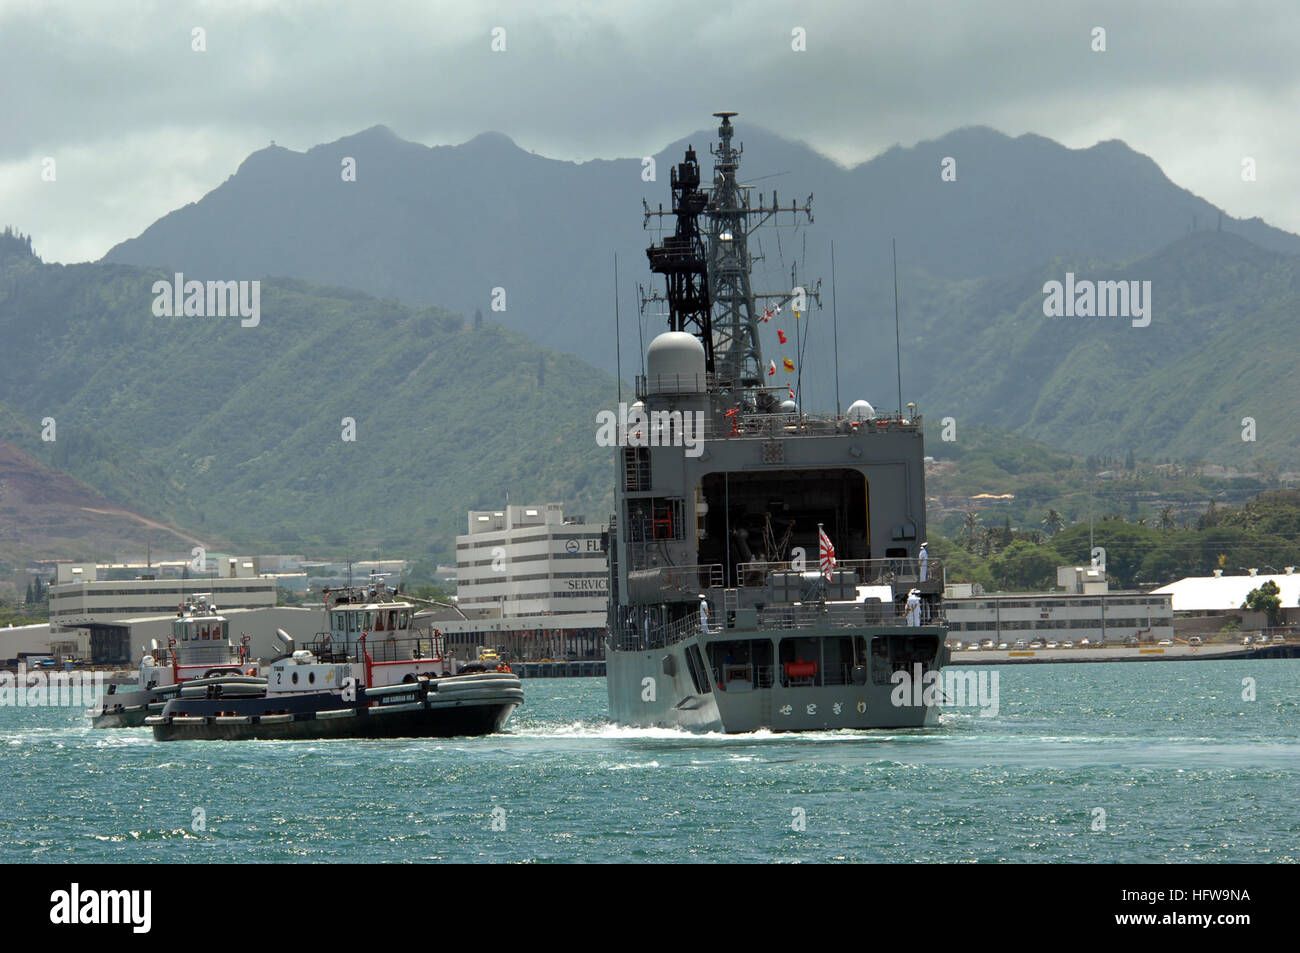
[90, 687, 175, 728]
[149, 673, 523, 741]
[606, 626, 948, 733]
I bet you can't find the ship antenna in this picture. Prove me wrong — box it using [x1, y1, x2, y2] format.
[893, 237, 903, 415]
[614, 252, 622, 405]
[637, 285, 646, 379]
[831, 240, 841, 417]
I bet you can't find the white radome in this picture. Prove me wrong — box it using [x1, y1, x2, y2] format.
[847, 399, 876, 422]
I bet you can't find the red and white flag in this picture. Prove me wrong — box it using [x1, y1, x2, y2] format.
[767, 360, 776, 376]
[777, 329, 787, 344]
[818, 525, 836, 580]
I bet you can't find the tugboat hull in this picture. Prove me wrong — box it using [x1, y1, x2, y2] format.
[91, 686, 183, 728]
[148, 673, 523, 741]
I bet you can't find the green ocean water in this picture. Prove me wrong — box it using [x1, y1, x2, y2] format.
[1, 661, 1296, 863]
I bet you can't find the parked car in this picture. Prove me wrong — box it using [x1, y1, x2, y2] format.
[1046, 641, 1059, 649]
[1157, 639, 1173, 646]
[1029, 640, 1046, 649]
[1272, 633, 1286, 643]
[1242, 635, 1253, 646]
[1188, 637, 1203, 646]
[1079, 638, 1091, 646]
[1014, 640, 1029, 649]
[1061, 641, 1074, 649]
[980, 639, 995, 649]
[997, 643, 1009, 650]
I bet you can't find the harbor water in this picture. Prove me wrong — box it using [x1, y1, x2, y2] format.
[2, 660, 1296, 863]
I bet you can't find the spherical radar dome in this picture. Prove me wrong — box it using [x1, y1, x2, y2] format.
[646, 332, 707, 393]
[847, 399, 876, 422]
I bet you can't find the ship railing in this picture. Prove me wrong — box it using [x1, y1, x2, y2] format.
[625, 561, 725, 589]
[305, 632, 444, 664]
[611, 603, 946, 653]
[635, 373, 716, 399]
[735, 557, 943, 589]
[622, 394, 922, 440]
[719, 412, 921, 441]
[758, 604, 944, 629]
[609, 613, 709, 652]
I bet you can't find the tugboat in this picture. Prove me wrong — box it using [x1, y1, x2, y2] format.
[147, 581, 523, 740]
[604, 112, 949, 732]
[89, 596, 261, 728]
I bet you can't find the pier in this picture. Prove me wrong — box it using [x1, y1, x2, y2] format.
[948, 641, 1299, 665]
[511, 660, 606, 678]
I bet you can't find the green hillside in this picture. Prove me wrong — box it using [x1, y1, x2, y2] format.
[0, 230, 617, 561]
[904, 230, 1300, 468]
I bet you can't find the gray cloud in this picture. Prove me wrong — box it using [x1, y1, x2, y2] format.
[3, 0, 1298, 262]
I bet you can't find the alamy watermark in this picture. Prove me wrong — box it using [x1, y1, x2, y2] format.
[50, 883, 150, 933]
[151, 273, 260, 327]
[0, 664, 104, 707]
[890, 664, 1000, 717]
[595, 402, 705, 458]
[1042, 272, 1151, 327]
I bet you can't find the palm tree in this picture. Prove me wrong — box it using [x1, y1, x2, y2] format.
[1041, 509, 1064, 536]
[962, 510, 980, 551]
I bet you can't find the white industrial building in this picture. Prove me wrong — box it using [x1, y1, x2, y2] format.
[1150, 568, 1300, 613]
[46, 558, 279, 663]
[443, 503, 607, 660]
[944, 566, 1174, 644]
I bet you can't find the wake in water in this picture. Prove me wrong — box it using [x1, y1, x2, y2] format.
[505, 717, 943, 745]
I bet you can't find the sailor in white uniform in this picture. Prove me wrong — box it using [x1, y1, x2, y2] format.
[905, 588, 923, 627]
[918, 541, 929, 582]
[698, 594, 710, 634]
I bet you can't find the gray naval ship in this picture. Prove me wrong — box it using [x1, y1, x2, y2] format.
[604, 112, 949, 732]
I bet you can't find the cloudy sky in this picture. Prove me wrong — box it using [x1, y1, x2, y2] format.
[3, 0, 1299, 263]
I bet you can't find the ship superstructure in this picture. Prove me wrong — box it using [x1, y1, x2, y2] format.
[605, 113, 948, 732]
[90, 596, 260, 728]
[146, 578, 522, 741]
